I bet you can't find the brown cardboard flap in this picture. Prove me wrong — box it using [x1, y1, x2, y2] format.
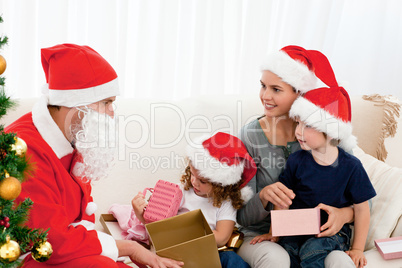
[146, 209, 221, 268]
[99, 214, 118, 235]
[99, 214, 150, 249]
[157, 234, 218, 266]
[146, 209, 211, 249]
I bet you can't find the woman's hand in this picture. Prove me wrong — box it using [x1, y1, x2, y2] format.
[131, 191, 147, 224]
[250, 232, 279, 245]
[259, 182, 295, 209]
[316, 203, 354, 237]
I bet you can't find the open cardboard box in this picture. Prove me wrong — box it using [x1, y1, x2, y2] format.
[145, 209, 221, 268]
[100, 213, 124, 240]
[375, 236, 402, 260]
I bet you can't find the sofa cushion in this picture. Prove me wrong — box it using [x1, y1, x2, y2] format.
[391, 215, 402, 238]
[92, 95, 263, 229]
[364, 247, 402, 268]
[353, 146, 402, 250]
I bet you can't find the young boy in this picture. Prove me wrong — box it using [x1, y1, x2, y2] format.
[250, 86, 376, 268]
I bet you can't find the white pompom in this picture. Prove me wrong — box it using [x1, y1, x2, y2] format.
[85, 202, 98, 216]
[241, 186, 254, 204]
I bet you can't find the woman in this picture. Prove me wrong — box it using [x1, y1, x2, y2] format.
[236, 45, 356, 268]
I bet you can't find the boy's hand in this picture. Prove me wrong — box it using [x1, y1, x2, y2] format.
[346, 249, 367, 268]
[250, 233, 279, 245]
[259, 182, 294, 209]
[131, 191, 147, 223]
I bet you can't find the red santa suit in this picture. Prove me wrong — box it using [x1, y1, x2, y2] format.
[6, 96, 129, 267]
[4, 44, 135, 267]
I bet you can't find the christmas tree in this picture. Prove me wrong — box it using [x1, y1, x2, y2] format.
[0, 16, 52, 267]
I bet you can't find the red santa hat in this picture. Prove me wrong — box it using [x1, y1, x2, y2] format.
[186, 132, 257, 203]
[261, 45, 337, 93]
[41, 43, 119, 107]
[289, 87, 357, 151]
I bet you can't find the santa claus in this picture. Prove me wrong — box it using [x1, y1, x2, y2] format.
[6, 43, 183, 268]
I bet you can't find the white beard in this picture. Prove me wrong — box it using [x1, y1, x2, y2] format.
[70, 108, 117, 182]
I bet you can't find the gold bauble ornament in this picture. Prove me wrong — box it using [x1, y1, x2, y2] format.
[0, 236, 20, 263]
[11, 137, 27, 157]
[31, 241, 53, 262]
[0, 176, 22, 200]
[0, 55, 6, 75]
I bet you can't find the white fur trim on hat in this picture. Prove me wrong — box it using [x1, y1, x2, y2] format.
[261, 50, 326, 93]
[290, 97, 357, 151]
[48, 78, 119, 108]
[339, 135, 357, 152]
[186, 137, 245, 187]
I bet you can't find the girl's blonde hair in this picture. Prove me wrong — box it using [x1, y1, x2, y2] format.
[180, 163, 244, 210]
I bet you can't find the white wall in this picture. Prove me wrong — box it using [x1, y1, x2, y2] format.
[0, 0, 401, 101]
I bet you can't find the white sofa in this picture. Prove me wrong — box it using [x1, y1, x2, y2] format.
[2, 94, 402, 267]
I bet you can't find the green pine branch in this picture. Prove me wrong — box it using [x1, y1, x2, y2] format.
[0, 198, 48, 251]
[0, 89, 15, 119]
[0, 35, 8, 49]
[0, 130, 28, 183]
[0, 15, 7, 50]
[0, 15, 50, 266]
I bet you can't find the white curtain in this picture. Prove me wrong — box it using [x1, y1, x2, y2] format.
[0, 0, 401, 100]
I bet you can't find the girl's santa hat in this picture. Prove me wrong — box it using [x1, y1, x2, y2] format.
[186, 132, 257, 203]
[41, 43, 119, 107]
[261, 45, 337, 93]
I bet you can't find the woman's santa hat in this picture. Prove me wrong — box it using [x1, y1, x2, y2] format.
[261, 45, 337, 93]
[41, 43, 119, 107]
[186, 132, 257, 203]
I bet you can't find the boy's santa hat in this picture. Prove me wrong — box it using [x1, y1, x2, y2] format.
[290, 86, 357, 151]
[261, 45, 337, 93]
[186, 132, 257, 203]
[41, 43, 119, 107]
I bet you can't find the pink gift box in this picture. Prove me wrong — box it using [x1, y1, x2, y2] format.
[375, 236, 402, 260]
[271, 207, 321, 237]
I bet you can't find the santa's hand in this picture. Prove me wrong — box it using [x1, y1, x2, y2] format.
[259, 182, 294, 209]
[147, 255, 184, 268]
[117, 240, 184, 268]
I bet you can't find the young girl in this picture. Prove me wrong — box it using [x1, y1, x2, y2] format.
[132, 132, 256, 268]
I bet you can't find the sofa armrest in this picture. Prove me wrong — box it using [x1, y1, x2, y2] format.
[351, 94, 401, 162]
[354, 146, 402, 250]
